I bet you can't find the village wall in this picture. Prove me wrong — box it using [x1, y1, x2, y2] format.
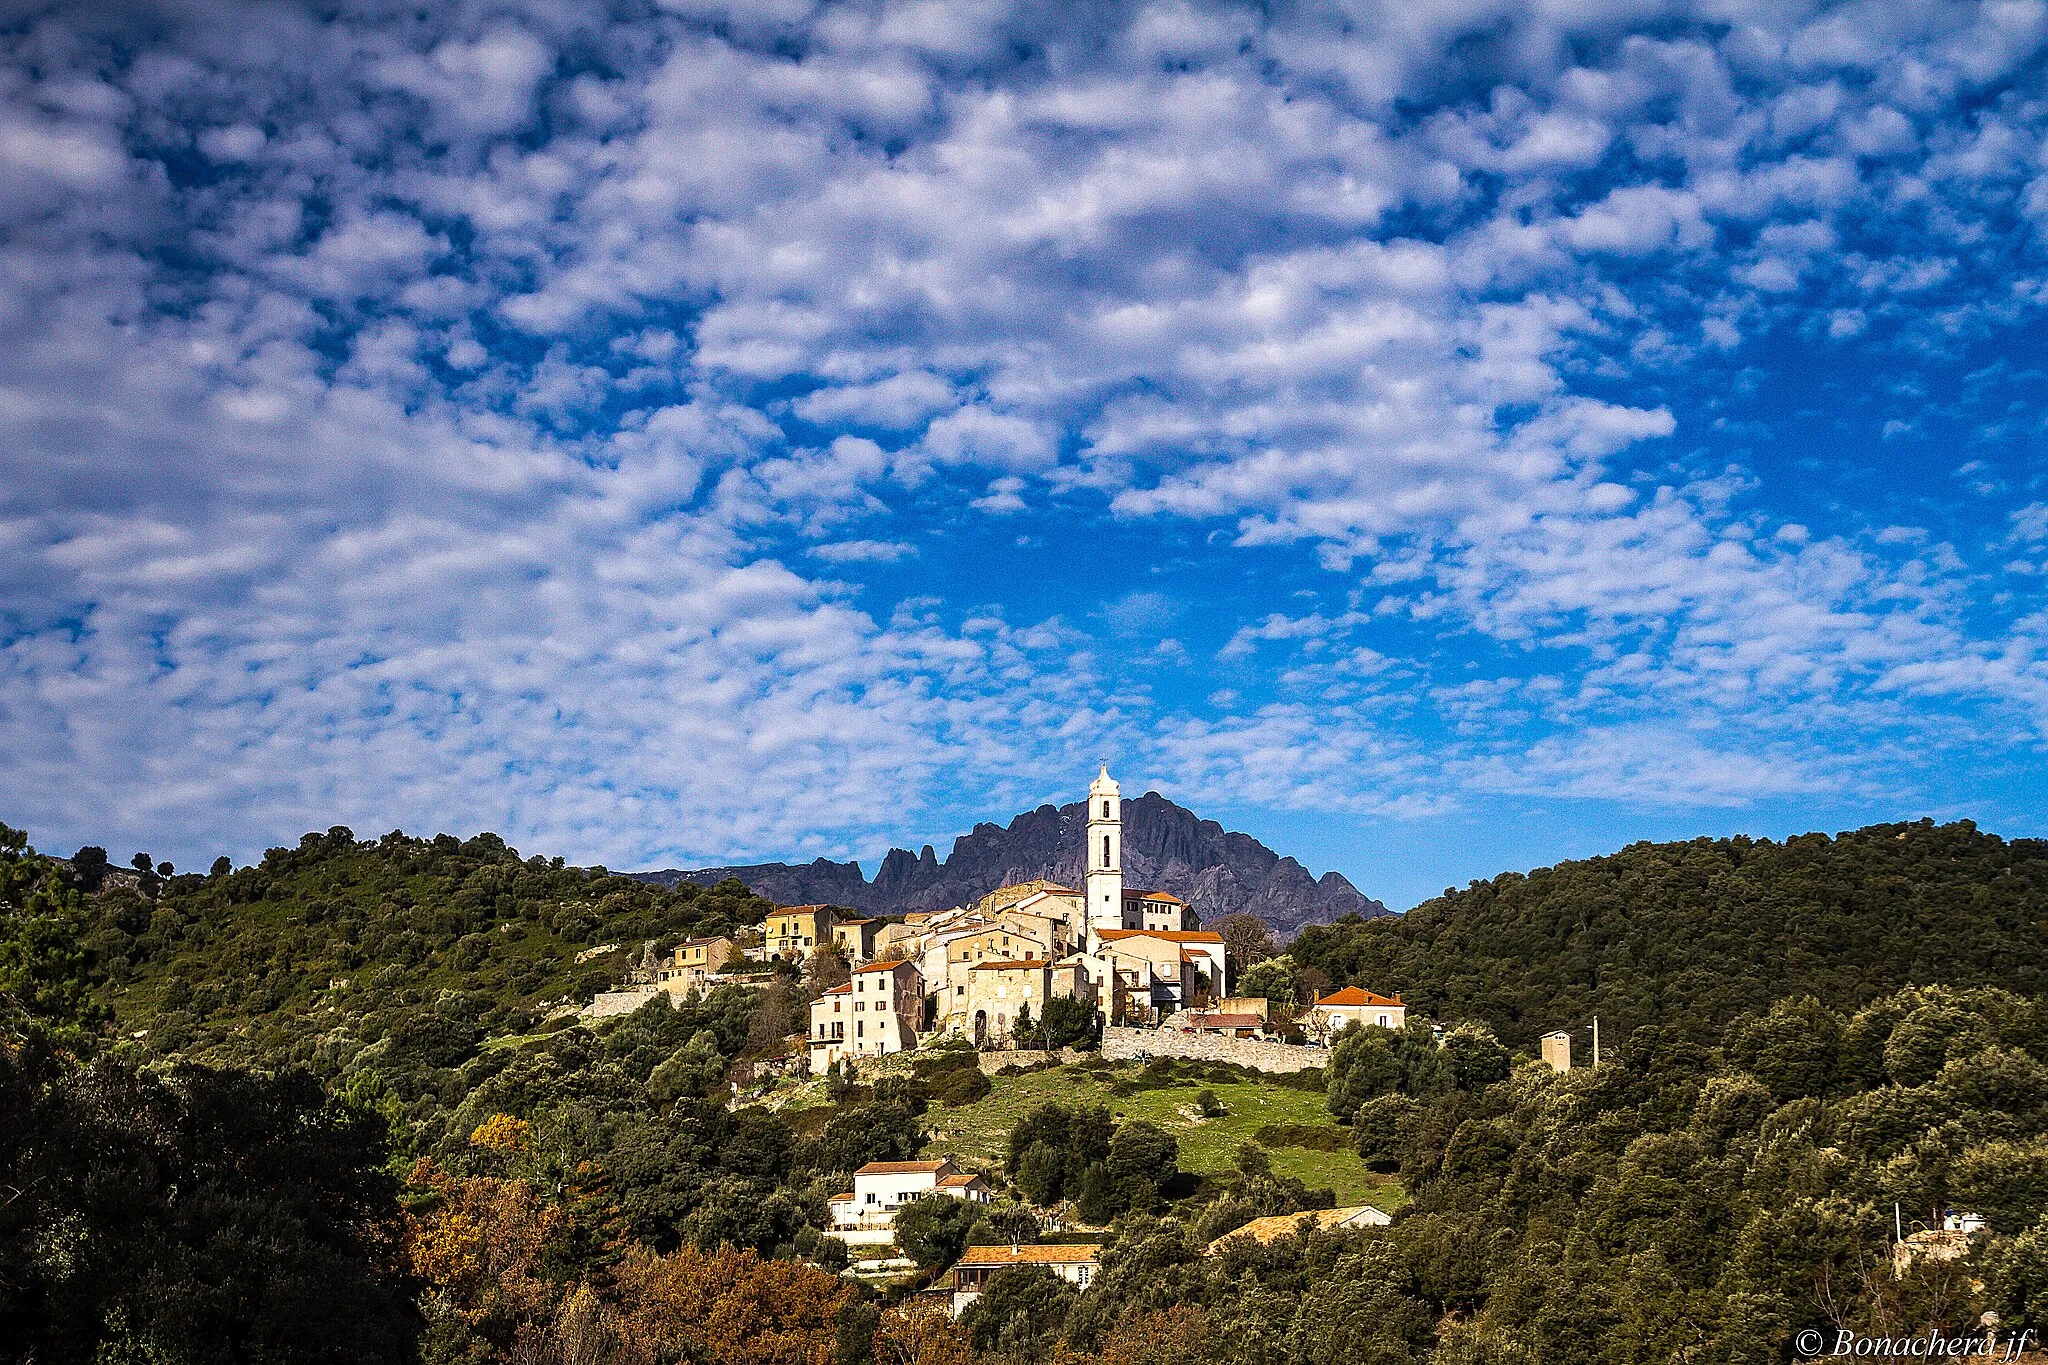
[975, 1046, 1088, 1073]
[1100, 1026, 1330, 1074]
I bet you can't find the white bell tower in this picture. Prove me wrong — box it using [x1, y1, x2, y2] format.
[1085, 765, 1123, 943]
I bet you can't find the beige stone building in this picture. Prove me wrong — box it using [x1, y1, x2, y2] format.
[1311, 987, 1406, 1036]
[1089, 929, 1227, 1016]
[809, 957, 923, 1067]
[1541, 1030, 1572, 1072]
[1121, 888, 1189, 932]
[766, 905, 837, 959]
[833, 918, 884, 962]
[957, 958, 1050, 1045]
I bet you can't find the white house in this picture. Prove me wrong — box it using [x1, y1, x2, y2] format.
[826, 1158, 991, 1246]
[948, 1244, 1100, 1314]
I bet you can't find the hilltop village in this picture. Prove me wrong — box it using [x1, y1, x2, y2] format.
[586, 767, 1411, 1069]
[581, 766, 1414, 1307]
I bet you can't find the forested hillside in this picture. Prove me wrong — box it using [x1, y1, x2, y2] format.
[72, 825, 773, 1068]
[6, 816, 2048, 1365]
[1293, 819, 2048, 1047]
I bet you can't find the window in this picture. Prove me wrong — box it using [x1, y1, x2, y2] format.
[1102, 800, 1110, 818]
[857, 1020, 865, 1037]
[1102, 834, 1111, 867]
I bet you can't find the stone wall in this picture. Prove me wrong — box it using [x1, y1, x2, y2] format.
[583, 986, 663, 1019]
[976, 1046, 1087, 1074]
[1100, 1026, 1331, 1074]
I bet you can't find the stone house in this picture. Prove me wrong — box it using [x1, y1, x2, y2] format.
[1311, 986, 1406, 1035]
[766, 905, 836, 959]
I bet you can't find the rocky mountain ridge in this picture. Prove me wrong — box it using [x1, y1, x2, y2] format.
[633, 791, 1386, 937]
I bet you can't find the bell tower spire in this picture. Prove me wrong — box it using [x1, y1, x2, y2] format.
[1085, 764, 1123, 944]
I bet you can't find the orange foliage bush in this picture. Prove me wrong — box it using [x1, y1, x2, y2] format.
[470, 1112, 532, 1153]
[1096, 1307, 1208, 1365]
[405, 1158, 571, 1345]
[608, 1244, 853, 1365]
[872, 1304, 974, 1365]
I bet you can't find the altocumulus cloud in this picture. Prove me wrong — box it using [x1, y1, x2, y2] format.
[1, 0, 2046, 879]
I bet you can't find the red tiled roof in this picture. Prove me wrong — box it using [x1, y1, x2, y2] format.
[1097, 929, 1222, 944]
[971, 958, 1050, 971]
[1316, 987, 1403, 1007]
[956, 1244, 1100, 1266]
[856, 1159, 953, 1175]
[854, 958, 912, 973]
[937, 1173, 984, 1188]
[824, 983, 852, 995]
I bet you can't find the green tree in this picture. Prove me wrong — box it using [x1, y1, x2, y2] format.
[894, 1194, 980, 1271]
[1326, 1026, 1402, 1120]
[1237, 955, 1298, 1005]
[1006, 1103, 1114, 1206]
[960, 1265, 1076, 1355]
[0, 1054, 413, 1362]
[1038, 995, 1100, 1050]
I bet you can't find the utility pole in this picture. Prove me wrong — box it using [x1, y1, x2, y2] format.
[1592, 1015, 1601, 1067]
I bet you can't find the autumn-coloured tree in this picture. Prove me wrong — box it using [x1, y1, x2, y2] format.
[609, 1244, 852, 1365]
[471, 1112, 532, 1154]
[871, 1304, 973, 1365]
[1096, 1307, 1208, 1365]
[405, 1157, 574, 1355]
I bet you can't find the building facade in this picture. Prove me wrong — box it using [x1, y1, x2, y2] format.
[949, 1244, 1100, 1314]
[1084, 766, 1122, 942]
[1312, 987, 1407, 1035]
[766, 905, 837, 959]
[826, 1158, 991, 1247]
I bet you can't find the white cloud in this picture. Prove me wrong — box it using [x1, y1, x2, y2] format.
[0, 0, 2045, 869]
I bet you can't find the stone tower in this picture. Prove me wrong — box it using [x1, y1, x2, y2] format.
[1084, 765, 1123, 944]
[1541, 1030, 1572, 1073]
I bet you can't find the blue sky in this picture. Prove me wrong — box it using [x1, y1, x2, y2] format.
[1, 0, 2045, 910]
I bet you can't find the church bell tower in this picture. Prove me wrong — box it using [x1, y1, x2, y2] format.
[1085, 765, 1123, 944]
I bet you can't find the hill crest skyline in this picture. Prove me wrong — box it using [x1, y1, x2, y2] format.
[633, 789, 1386, 937]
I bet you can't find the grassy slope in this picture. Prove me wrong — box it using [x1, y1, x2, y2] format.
[915, 1064, 1405, 1209]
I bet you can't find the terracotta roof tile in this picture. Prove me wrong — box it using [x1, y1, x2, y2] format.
[956, 1244, 1101, 1266]
[1205, 1206, 1390, 1253]
[855, 1159, 954, 1175]
[1316, 987, 1403, 1007]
